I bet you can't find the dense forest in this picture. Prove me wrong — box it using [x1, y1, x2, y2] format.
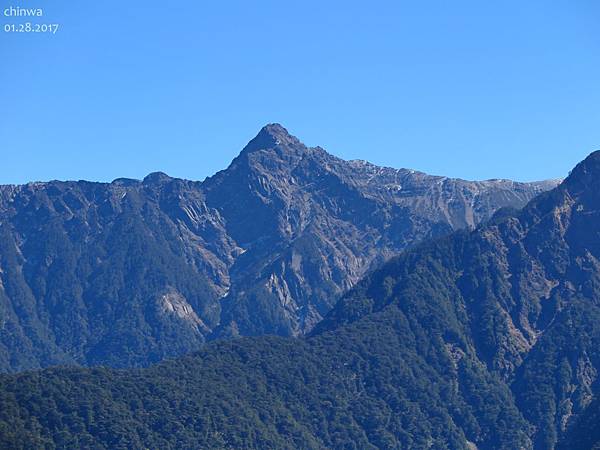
[0, 310, 530, 449]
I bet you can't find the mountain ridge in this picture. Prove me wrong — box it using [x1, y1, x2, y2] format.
[0, 124, 563, 188]
[0, 124, 560, 371]
[313, 149, 600, 447]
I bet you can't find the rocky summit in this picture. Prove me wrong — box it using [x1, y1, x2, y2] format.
[0, 124, 558, 371]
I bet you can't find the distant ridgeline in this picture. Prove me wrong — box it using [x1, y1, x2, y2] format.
[0, 151, 599, 449]
[0, 124, 558, 372]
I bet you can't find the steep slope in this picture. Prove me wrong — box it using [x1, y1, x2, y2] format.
[0, 124, 557, 371]
[0, 179, 221, 370]
[316, 150, 600, 448]
[0, 152, 597, 449]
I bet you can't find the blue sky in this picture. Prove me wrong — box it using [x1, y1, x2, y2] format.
[1, 0, 598, 184]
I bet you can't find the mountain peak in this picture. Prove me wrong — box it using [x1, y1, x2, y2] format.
[242, 123, 304, 154]
[260, 123, 291, 138]
[573, 150, 600, 173]
[143, 171, 172, 185]
[564, 150, 600, 191]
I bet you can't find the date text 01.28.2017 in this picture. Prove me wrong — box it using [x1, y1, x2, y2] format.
[4, 23, 59, 34]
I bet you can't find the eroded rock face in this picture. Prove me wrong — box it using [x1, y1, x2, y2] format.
[0, 124, 559, 371]
[158, 290, 210, 333]
[203, 125, 558, 339]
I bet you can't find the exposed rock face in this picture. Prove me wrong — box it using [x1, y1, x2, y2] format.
[203, 124, 557, 339]
[0, 124, 559, 371]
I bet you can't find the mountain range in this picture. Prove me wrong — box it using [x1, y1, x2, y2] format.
[0, 147, 599, 448]
[0, 124, 558, 372]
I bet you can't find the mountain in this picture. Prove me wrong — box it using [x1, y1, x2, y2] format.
[207, 125, 556, 340]
[0, 151, 597, 449]
[0, 124, 558, 372]
[316, 150, 600, 448]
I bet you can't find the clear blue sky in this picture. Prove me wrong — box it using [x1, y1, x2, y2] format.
[1, 0, 598, 184]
